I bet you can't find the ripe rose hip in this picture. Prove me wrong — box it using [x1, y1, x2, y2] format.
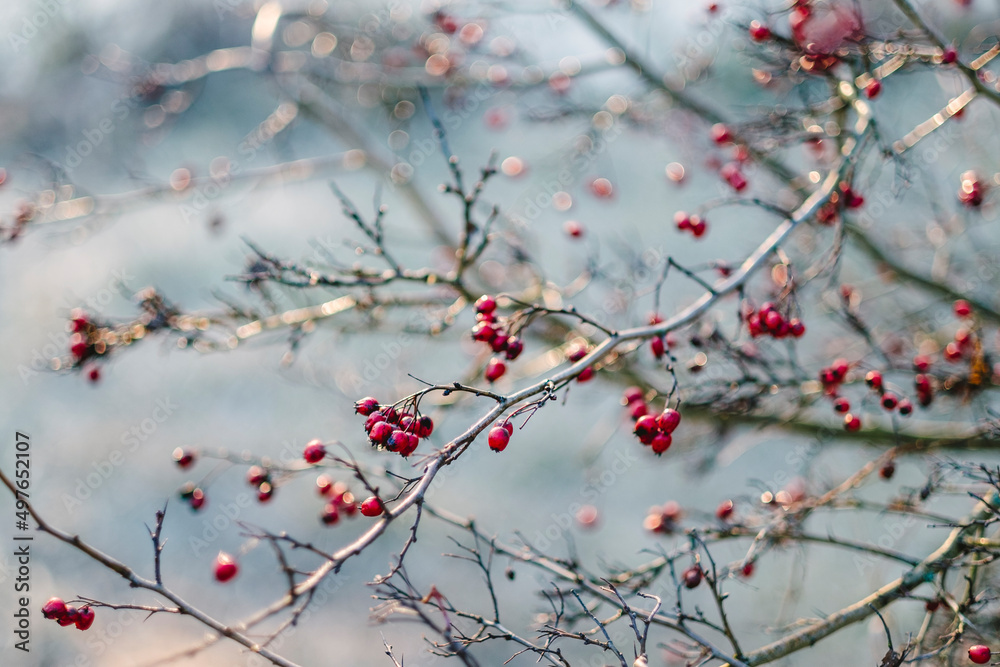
[969, 645, 991, 664]
[303, 439, 326, 464]
[75, 606, 95, 631]
[475, 295, 497, 314]
[488, 426, 510, 452]
[844, 413, 862, 431]
[716, 499, 734, 520]
[657, 408, 682, 433]
[360, 496, 382, 517]
[504, 337, 524, 360]
[214, 552, 239, 582]
[954, 299, 972, 318]
[173, 447, 195, 469]
[865, 370, 882, 390]
[650, 432, 672, 455]
[682, 565, 703, 589]
[354, 397, 379, 416]
[485, 358, 507, 382]
[634, 415, 659, 444]
[42, 597, 67, 620]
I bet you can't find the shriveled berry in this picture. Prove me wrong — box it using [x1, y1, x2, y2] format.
[416, 416, 434, 438]
[354, 397, 379, 416]
[879, 461, 895, 480]
[360, 496, 382, 517]
[214, 552, 239, 582]
[303, 439, 326, 464]
[488, 426, 510, 452]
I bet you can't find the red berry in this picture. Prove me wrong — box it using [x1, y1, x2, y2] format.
[58, 605, 79, 627]
[74, 606, 95, 631]
[505, 337, 524, 360]
[913, 355, 932, 372]
[764, 310, 783, 331]
[944, 341, 963, 361]
[789, 319, 806, 337]
[320, 502, 340, 525]
[354, 397, 379, 416]
[634, 415, 659, 443]
[316, 474, 334, 496]
[898, 399, 913, 416]
[471, 321, 497, 343]
[364, 411, 386, 432]
[925, 599, 940, 612]
[71, 314, 89, 332]
[490, 333, 510, 352]
[865, 370, 882, 390]
[832, 358, 850, 379]
[650, 432, 673, 455]
[969, 645, 991, 664]
[485, 358, 507, 382]
[563, 220, 584, 238]
[415, 415, 434, 438]
[42, 597, 67, 620]
[942, 46, 958, 64]
[475, 295, 497, 314]
[955, 327, 973, 349]
[629, 400, 649, 420]
[173, 447, 195, 469]
[577, 366, 595, 383]
[567, 344, 588, 362]
[954, 299, 972, 318]
[749, 20, 771, 41]
[502, 420, 514, 436]
[650, 336, 666, 358]
[488, 426, 510, 452]
[833, 396, 850, 413]
[690, 217, 707, 237]
[879, 461, 895, 480]
[623, 387, 645, 404]
[844, 413, 862, 431]
[369, 421, 394, 445]
[87, 366, 100, 383]
[70, 337, 88, 359]
[247, 465, 268, 487]
[189, 488, 206, 510]
[741, 561, 755, 577]
[360, 496, 382, 517]
[682, 566, 703, 589]
[711, 123, 732, 144]
[881, 393, 898, 410]
[386, 429, 409, 452]
[674, 211, 692, 230]
[257, 481, 274, 502]
[214, 552, 239, 582]
[303, 439, 326, 464]
[915, 374, 932, 392]
[721, 162, 748, 191]
[716, 499, 735, 520]
[865, 79, 881, 99]
[657, 408, 682, 433]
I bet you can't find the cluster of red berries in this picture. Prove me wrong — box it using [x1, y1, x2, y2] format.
[314, 475, 360, 525]
[214, 552, 238, 582]
[68, 311, 102, 381]
[959, 171, 985, 207]
[944, 304, 977, 363]
[745, 302, 805, 339]
[565, 343, 595, 382]
[355, 397, 434, 458]
[488, 420, 514, 453]
[817, 358, 864, 431]
[862, 371, 914, 416]
[633, 405, 681, 455]
[246, 465, 275, 502]
[42, 598, 95, 631]
[674, 211, 707, 238]
[969, 645, 992, 664]
[643, 501, 682, 534]
[469, 295, 523, 383]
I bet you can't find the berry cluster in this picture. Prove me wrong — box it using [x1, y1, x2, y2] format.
[355, 396, 434, 458]
[745, 301, 805, 339]
[674, 211, 707, 238]
[68, 310, 102, 381]
[42, 597, 95, 631]
[815, 182, 866, 225]
[246, 465, 276, 502]
[469, 295, 523, 383]
[565, 343, 595, 382]
[315, 475, 360, 525]
[863, 370, 913, 416]
[817, 358, 864, 431]
[633, 405, 681, 455]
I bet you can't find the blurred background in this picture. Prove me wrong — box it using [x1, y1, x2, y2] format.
[1, 0, 999, 665]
